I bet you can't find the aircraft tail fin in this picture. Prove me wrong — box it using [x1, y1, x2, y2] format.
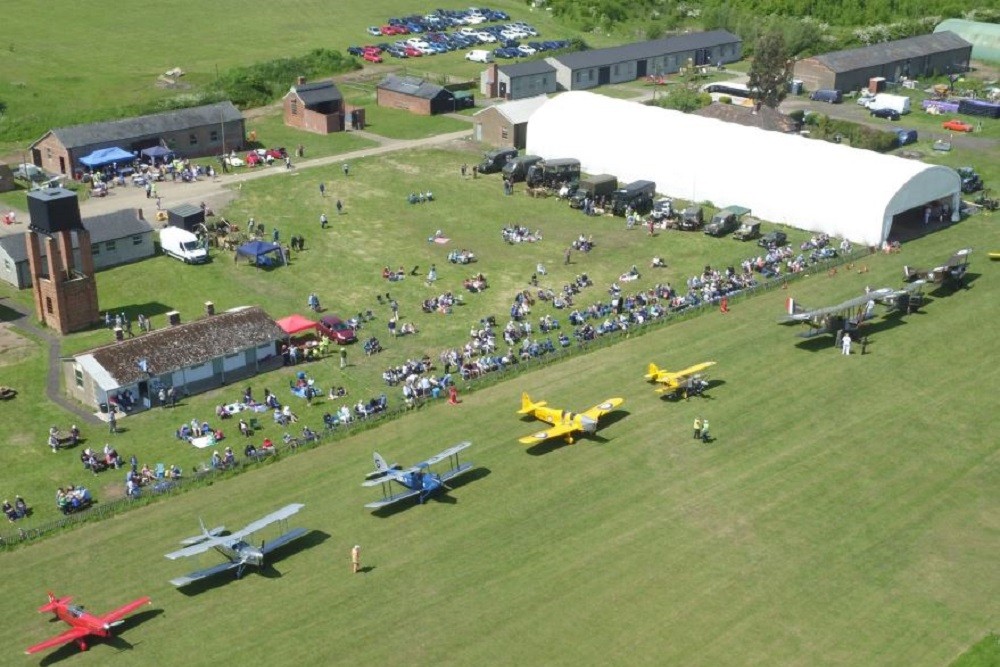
[517, 393, 547, 414]
[644, 363, 660, 381]
[366, 452, 399, 480]
[38, 593, 69, 613]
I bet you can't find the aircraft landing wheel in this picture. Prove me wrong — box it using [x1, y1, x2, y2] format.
[566, 436, 574, 444]
[77, 639, 88, 652]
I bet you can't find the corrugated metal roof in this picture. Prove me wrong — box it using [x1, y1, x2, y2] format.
[813, 31, 972, 73]
[83, 306, 284, 386]
[290, 80, 343, 107]
[551, 30, 741, 70]
[0, 209, 153, 263]
[40, 102, 243, 150]
[74, 354, 119, 392]
[377, 75, 451, 100]
[499, 60, 557, 78]
[494, 95, 549, 124]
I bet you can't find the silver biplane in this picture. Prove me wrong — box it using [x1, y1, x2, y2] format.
[363, 442, 474, 510]
[778, 286, 922, 338]
[164, 503, 307, 586]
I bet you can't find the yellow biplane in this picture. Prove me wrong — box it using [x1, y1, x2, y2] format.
[516, 393, 624, 445]
[644, 362, 716, 398]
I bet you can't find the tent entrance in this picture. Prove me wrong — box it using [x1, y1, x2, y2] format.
[888, 199, 955, 243]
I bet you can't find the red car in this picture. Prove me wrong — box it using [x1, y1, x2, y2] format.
[404, 45, 422, 57]
[942, 119, 973, 133]
[380, 25, 395, 35]
[363, 52, 383, 63]
[317, 315, 356, 344]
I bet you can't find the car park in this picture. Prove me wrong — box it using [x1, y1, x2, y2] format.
[758, 231, 788, 248]
[317, 315, 357, 345]
[870, 107, 900, 121]
[942, 119, 973, 133]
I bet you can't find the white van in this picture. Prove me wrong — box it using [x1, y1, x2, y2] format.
[466, 49, 493, 63]
[159, 226, 208, 264]
[867, 93, 911, 115]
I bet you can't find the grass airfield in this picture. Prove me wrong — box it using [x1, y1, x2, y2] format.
[1, 210, 997, 665]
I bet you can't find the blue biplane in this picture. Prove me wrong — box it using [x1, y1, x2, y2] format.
[362, 442, 474, 510]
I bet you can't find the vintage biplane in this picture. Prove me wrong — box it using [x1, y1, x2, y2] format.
[903, 247, 972, 286]
[644, 361, 716, 398]
[779, 286, 922, 338]
[362, 442, 474, 509]
[517, 393, 624, 444]
[24, 592, 151, 655]
[164, 503, 307, 586]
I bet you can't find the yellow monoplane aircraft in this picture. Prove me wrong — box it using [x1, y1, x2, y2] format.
[516, 393, 624, 445]
[644, 362, 716, 398]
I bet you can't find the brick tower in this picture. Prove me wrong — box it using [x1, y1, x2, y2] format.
[25, 188, 100, 334]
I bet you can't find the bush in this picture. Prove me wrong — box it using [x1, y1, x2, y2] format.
[209, 49, 361, 108]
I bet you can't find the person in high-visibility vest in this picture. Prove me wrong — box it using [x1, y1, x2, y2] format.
[701, 419, 710, 443]
[351, 545, 361, 574]
[693, 418, 702, 440]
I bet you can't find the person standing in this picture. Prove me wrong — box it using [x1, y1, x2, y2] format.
[336, 199, 343, 215]
[564, 247, 571, 265]
[108, 411, 118, 435]
[351, 544, 361, 573]
[320, 212, 328, 229]
[693, 417, 702, 440]
[167, 386, 176, 408]
[448, 385, 460, 405]
[861, 335, 869, 356]
[342, 163, 350, 177]
[700, 419, 710, 443]
[319, 182, 326, 197]
[426, 264, 437, 285]
[461, 163, 468, 177]
[340, 347, 347, 369]
[841, 332, 852, 356]
[158, 387, 167, 408]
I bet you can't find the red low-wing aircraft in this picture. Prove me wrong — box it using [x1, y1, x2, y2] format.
[25, 592, 151, 655]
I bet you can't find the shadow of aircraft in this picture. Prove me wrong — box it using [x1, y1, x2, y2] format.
[371, 469, 491, 517]
[37, 609, 164, 666]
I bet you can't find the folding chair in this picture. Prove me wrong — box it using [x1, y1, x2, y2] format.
[155, 463, 165, 479]
[249, 417, 261, 431]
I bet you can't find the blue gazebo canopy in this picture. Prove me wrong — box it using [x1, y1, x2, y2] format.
[79, 146, 135, 169]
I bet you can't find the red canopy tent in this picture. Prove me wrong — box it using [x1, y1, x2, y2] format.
[275, 314, 318, 336]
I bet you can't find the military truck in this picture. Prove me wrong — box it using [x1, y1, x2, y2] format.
[704, 205, 751, 237]
[501, 155, 543, 183]
[477, 147, 517, 174]
[569, 174, 618, 208]
[526, 158, 581, 189]
[610, 180, 656, 216]
[678, 206, 704, 230]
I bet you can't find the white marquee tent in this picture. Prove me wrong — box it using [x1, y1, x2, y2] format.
[527, 92, 960, 246]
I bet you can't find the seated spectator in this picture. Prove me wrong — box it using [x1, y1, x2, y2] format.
[13, 495, 28, 519]
[216, 404, 232, 419]
[261, 437, 275, 453]
[282, 405, 298, 423]
[69, 424, 81, 446]
[126, 478, 140, 499]
[245, 443, 258, 458]
[238, 419, 252, 437]
[141, 463, 155, 484]
[200, 421, 212, 436]
[211, 450, 222, 469]
[3, 500, 17, 523]
[223, 447, 236, 467]
[301, 426, 317, 443]
[169, 464, 182, 480]
[651, 256, 666, 268]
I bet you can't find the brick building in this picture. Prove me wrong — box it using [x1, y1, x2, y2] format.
[30, 102, 245, 177]
[793, 32, 972, 94]
[473, 96, 549, 149]
[25, 188, 100, 334]
[283, 78, 346, 134]
[376, 75, 457, 115]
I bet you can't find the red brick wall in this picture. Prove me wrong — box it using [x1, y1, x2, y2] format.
[34, 133, 70, 175]
[377, 89, 432, 115]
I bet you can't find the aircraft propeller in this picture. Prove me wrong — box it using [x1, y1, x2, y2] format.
[103, 620, 125, 630]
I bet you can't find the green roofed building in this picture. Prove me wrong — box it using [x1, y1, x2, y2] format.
[935, 19, 1000, 63]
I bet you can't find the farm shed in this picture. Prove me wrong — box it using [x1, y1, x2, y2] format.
[0, 209, 155, 289]
[283, 77, 345, 134]
[793, 32, 972, 94]
[527, 92, 960, 246]
[30, 102, 245, 177]
[376, 75, 456, 115]
[63, 305, 284, 412]
[935, 19, 1000, 63]
[545, 31, 742, 92]
[473, 95, 549, 149]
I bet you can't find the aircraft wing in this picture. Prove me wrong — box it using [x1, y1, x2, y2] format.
[229, 503, 305, 542]
[518, 421, 578, 444]
[98, 596, 152, 625]
[677, 361, 715, 376]
[262, 527, 308, 555]
[25, 626, 90, 655]
[171, 561, 241, 587]
[364, 488, 422, 509]
[439, 462, 474, 484]
[361, 467, 419, 487]
[947, 248, 972, 267]
[581, 398, 624, 421]
[422, 441, 472, 467]
[165, 537, 227, 560]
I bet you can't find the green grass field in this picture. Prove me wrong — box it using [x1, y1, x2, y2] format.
[0, 142, 996, 664]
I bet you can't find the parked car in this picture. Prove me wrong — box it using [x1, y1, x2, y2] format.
[809, 89, 842, 104]
[758, 231, 788, 248]
[517, 44, 537, 56]
[317, 315, 357, 345]
[367, 26, 382, 36]
[404, 45, 422, 57]
[466, 49, 493, 63]
[942, 119, 974, 133]
[363, 52, 383, 63]
[678, 206, 704, 230]
[705, 206, 750, 237]
[347, 46, 365, 56]
[870, 107, 900, 121]
[732, 219, 762, 241]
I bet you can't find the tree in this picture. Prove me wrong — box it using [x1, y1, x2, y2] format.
[747, 29, 793, 108]
[648, 85, 712, 113]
